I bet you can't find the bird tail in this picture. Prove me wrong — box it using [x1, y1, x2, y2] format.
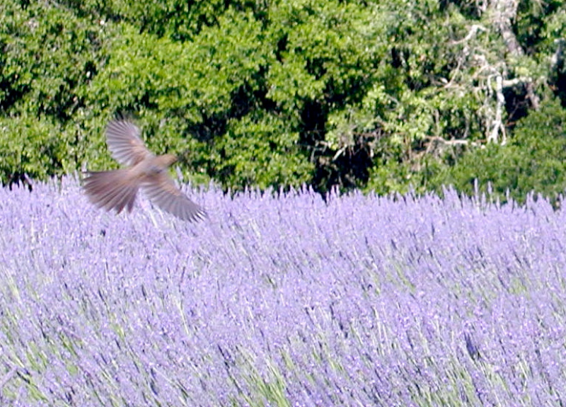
[83, 169, 139, 214]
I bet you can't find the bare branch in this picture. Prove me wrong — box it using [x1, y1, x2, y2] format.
[450, 25, 487, 45]
[487, 75, 506, 144]
[489, 0, 540, 109]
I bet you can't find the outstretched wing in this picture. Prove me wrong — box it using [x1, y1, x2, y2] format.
[83, 169, 140, 214]
[142, 173, 207, 222]
[106, 119, 153, 166]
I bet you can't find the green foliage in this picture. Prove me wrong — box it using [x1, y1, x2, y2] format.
[263, 0, 389, 191]
[85, 11, 311, 188]
[84, 1, 386, 191]
[217, 113, 313, 188]
[429, 98, 566, 204]
[366, 159, 416, 196]
[0, 0, 565, 199]
[0, 2, 108, 118]
[0, 114, 73, 183]
[60, 0, 265, 41]
[88, 12, 269, 116]
[0, 1, 109, 185]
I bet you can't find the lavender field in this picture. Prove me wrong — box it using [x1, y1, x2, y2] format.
[1, 177, 565, 406]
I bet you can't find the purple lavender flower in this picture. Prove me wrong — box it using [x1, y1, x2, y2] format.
[0, 178, 566, 405]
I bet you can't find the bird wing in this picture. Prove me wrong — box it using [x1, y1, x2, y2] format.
[142, 172, 207, 222]
[83, 169, 140, 214]
[106, 119, 153, 166]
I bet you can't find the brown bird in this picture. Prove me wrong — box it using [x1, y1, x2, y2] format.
[83, 119, 207, 222]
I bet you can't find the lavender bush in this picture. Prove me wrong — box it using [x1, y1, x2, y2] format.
[1, 177, 565, 406]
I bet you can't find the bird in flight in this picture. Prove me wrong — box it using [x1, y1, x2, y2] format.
[83, 118, 207, 222]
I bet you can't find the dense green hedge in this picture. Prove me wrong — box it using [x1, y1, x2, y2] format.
[1, 0, 566, 200]
[431, 98, 566, 204]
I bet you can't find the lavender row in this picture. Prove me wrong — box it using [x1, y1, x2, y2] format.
[0, 177, 565, 405]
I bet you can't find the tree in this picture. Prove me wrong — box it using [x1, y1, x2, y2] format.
[1, 0, 565, 201]
[428, 97, 566, 204]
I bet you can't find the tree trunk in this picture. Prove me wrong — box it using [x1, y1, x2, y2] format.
[490, 0, 540, 110]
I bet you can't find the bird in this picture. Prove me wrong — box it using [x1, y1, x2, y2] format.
[83, 118, 207, 222]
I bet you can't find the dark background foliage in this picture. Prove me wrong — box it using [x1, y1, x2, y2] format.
[1, 0, 565, 201]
